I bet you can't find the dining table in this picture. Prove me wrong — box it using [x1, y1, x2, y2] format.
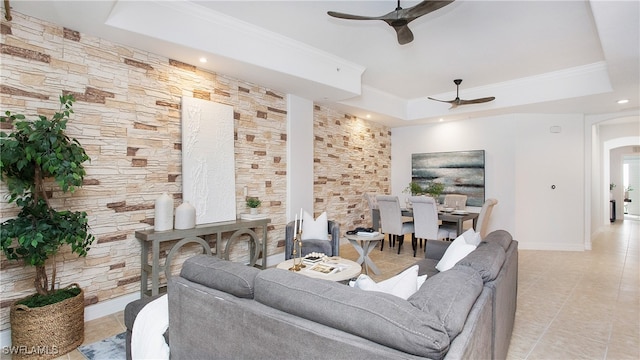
[371, 208, 479, 238]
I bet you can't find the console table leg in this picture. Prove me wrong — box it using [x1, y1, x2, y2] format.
[151, 240, 160, 296]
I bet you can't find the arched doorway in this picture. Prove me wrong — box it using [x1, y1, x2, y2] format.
[586, 114, 639, 250]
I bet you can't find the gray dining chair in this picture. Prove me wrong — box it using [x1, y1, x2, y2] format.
[476, 198, 498, 238]
[363, 193, 380, 231]
[375, 195, 414, 254]
[409, 196, 450, 257]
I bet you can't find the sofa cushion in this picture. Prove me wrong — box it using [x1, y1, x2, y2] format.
[180, 255, 260, 298]
[408, 266, 483, 339]
[302, 211, 328, 240]
[300, 239, 333, 256]
[435, 235, 477, 272]
[415, 258, 440, 277]
[461, 228, 482, 246]
[350, 265, 426, 300]
[482, 230, 512, 251]
[456, 242, 506, 282]
[254, 268, 450, 359]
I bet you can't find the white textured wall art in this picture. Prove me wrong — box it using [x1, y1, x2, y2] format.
[181, 97, 236, 224]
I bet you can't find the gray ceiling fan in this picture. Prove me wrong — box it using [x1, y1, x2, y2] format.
[327, 0, 455, 45]
[428, 79, 496, 109]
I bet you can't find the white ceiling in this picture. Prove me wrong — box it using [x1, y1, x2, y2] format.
[6, 0, 640, 128]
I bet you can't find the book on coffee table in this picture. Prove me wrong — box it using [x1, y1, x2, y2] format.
[302, 256, 324, 265]
[307, 263, 339, 275]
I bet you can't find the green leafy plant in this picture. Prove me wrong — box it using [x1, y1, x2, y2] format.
[246, 197, 261, 208]
[425, 181, 445, 199]
[403, 181, 424, 195]
[1, 94, 94, 297]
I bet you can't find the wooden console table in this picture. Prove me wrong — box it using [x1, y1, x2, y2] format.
[135, 217, 270, 296]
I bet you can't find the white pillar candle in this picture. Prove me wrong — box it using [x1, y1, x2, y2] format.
[294, 214, 298, 235]
[154, 192, 174, 231]
[175, 202, 196, 230]
[299, 208, 303, 233]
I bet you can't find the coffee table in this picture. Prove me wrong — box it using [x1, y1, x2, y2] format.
[345, 233, 384, 275]
[276, 257, 361, 282]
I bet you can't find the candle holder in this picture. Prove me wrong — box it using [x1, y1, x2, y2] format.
[288, 227, 306, 271]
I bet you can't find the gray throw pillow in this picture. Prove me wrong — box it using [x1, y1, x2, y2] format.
[456, 242, 506, 282]
[180, 255, 260, 298]
[408, 266, 483, 339]
[482, 230, 512, 251]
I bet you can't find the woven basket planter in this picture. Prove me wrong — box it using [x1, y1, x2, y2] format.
[9, 284, 84, 360]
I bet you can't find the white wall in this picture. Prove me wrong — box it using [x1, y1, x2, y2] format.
[287, 95, 314, 221]
[392, 113, 585, 250]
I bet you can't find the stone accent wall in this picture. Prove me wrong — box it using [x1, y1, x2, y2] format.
[0, 12, 390, 332]
[0, 12, 287, 331]
[313, 106, 391, 232]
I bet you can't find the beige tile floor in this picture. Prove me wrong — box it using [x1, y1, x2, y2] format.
[51, 218, 638, 359]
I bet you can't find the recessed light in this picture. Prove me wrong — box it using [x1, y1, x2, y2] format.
[617, 99, 629, 104]
[199, 57, 207, 63]
[439, 118, 444, 122]
[366, 114, 371, 119]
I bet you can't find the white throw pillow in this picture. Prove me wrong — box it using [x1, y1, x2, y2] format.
[461, 228, 481, 246]
[435, 234, 477, 272]
[350, 265, 425, 300]
[301, 211, 329, 240]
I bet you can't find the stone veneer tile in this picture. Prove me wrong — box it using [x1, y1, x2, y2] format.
[0, 11, 389, 332]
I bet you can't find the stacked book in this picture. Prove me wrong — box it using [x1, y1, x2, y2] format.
[357, 231, 380, 237]
[302, 252, 326, 265]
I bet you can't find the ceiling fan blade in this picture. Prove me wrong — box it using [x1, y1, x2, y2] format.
[403, 0, 456, 21]
[327, 11, 383, 21]
[427, 96, 456, 104]
[329, 1, 454, 44]
[394, 25, 414, 45]
[429, 79, 495, 108]
[457, 97, 496, 105]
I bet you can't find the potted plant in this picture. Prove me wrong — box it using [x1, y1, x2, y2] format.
[425, 181, 445, 202]
[403, 181, 425, 196]
[246, 197, 262, 214]
[0, 94, 94, 359]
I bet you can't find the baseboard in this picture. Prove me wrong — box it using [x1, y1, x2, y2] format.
[84, 292, 140, 322]
[517, 242, 585, 251]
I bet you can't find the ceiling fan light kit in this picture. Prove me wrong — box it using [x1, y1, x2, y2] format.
[327, 0, 455, 45]
[428, 79, 496, 109]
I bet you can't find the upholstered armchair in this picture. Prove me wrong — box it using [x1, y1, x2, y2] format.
[285, 219, 340, 260]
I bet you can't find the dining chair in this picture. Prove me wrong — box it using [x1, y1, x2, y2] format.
[363, 193, 380, 231]
[375, 195, 415, 254]
[442, 194, 469, 238]
[476, 198, 498, 238]
[443, 194, 468, 210]
[409, 196, 450, 257]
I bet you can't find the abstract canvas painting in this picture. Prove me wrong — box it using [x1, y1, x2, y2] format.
[411, 150, 485, 207]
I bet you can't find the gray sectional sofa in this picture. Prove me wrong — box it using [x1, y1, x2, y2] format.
[125, 230, 517, 360]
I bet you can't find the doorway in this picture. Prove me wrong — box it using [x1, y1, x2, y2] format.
[623, 153, 640, 219]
